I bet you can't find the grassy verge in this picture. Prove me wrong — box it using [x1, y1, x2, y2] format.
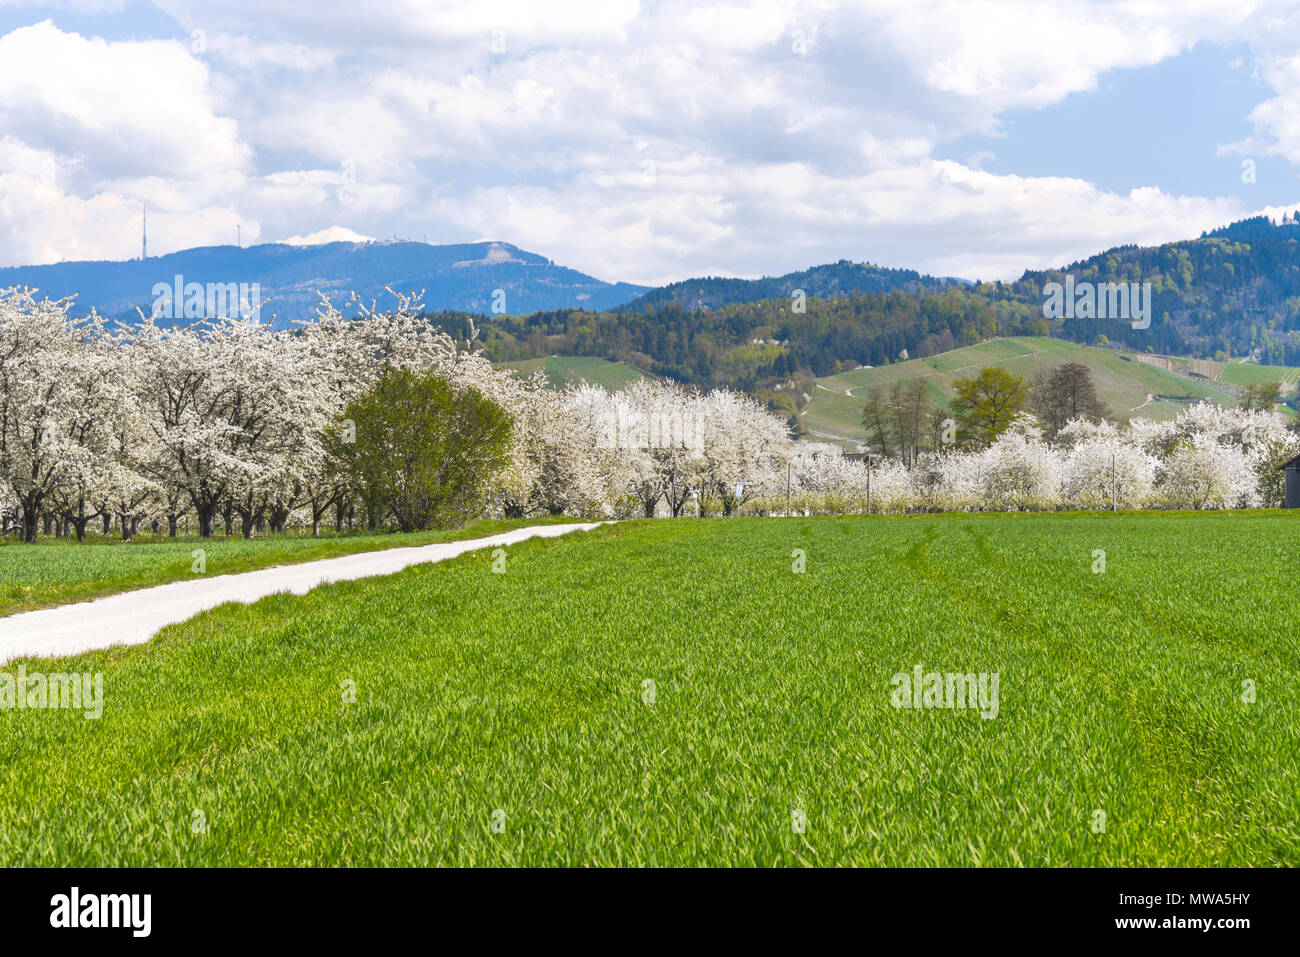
[1, 513, 1295, 866]
[0, 516, 579, 618]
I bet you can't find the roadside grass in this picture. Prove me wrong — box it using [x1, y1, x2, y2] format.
[0, 516, 578, 618]
[0, 513, 1295, 866]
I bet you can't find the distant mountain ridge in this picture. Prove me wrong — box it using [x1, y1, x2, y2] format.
[1016, 212, 1300, 361]
[458, 212, 1300, 409]
[0, 240, 650, 326]
[10, 215, 1300, 371]
[1201, 212, 1300, 241]
[619, 259, 966, 312]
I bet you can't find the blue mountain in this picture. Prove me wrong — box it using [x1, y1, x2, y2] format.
[0, 240, 649, 326]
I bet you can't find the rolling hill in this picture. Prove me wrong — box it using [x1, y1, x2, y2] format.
[1200, 356, 1300, 390]
[470, 213, 1300, 393]
[618, 259, 964, 313]
[1015, 225, 1300, 360]
[800, 337, 1276, 445]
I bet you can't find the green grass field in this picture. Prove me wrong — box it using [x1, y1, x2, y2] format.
[1217, 358, 1300, 390]
[1, 513, 1294, 866]
[500, 355, 648, 390]
[0, 517, 576, 618]
[804, 337, 1246, 443]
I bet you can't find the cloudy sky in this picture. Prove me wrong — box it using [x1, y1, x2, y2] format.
[3, 0, 1300, 284]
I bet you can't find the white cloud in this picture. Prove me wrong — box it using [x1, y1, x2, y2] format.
[0, 21, 247, 182]
[0, 20, 254, 263]
[1231, 53, 1300, 164]
[0, 2, 1297, 282]
[0, 169, 244, 266]
[154, 0, 643, 49]
[423, 153, 1246, 285]
[281, 225, 375, 246]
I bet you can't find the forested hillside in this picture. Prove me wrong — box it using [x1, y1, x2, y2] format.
[445, 216, 1300, 404]
[1025, 214, 1300, 361]
[617, 259, 962, 312]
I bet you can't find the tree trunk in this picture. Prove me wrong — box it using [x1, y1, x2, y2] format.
[197, 506, 215, 539]
[120, 514, 132, 542]
[21, 509, 39, 545]
[70, 517, 89, 543]
[266, 506, 289, 535]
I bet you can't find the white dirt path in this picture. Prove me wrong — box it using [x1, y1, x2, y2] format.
[0, 522, 604, 666]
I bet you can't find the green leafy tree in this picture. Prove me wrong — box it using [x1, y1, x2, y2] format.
[328, 369, 513, 531]
[1240, 379, 1283, 412]
[950, 367, 1031, 445]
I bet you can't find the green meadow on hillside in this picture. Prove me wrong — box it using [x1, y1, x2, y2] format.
[804, 337, 1256, 443]
[1217, 358, 1300, 389]
[2, 514, 1294, 866]
[499, 355, 647, 391]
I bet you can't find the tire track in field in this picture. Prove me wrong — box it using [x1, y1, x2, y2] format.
[958, 522, 1179, 643]
[893, 522, 1239, 809]
[895, 523, 1035, 638]
[895, 520, 1172, 656]
[957, 521, 1180, 654]
[954, 522, 1242, 791]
